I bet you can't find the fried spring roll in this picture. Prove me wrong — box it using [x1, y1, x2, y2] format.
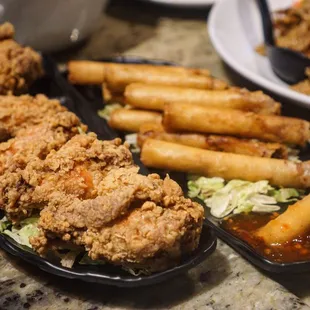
[137, 123, 290, 158]
[256, 194, 310, 245]
[105, 64, 227, 92]
[163, 103, 310, 146]
[68, 60, 211, 85]
[125, 84, 280, 115]
[109, 109, 162, 132]
[140, 139, 310, 189]
[68, 61, 105, 85]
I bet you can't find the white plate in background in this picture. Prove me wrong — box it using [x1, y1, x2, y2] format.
[140, 0, 215, 7]
[208, 0, 310, 109]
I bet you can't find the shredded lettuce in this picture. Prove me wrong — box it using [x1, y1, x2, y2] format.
[98, 103, 123, 120]
[188, 177, 303, 218]
[77, 126, 86, 135]
[60, 251, 81, 268]
[125, 133, 140, 153]
[272, 188, 300, 203]
[188, 177, 224, 200]
[3, 217, 39, 248]
[122, 266, 152, 276]
[79, 253, 106, 265]
[0, 216, 10, 232]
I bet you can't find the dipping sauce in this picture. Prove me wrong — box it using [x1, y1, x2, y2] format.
[221, 213, 310, 263]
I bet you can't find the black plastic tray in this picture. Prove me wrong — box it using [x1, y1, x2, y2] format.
[0, 54, 217, 287]
[67, 56, 310, 273]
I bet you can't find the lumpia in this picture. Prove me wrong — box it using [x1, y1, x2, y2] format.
[68, 61, 105, 85]
[125, 84, 280, 115]
[68, 60, 211, 85]
[109, 109, 162, 132]
[256, 194, 310, 245]
[137, 123, 290, 158]
[140, 139, 310, 189]
[163, 103, 310, 146]
[105, 65, 227, 92]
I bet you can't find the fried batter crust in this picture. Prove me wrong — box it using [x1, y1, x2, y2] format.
[0, 111, 85, 175]
[0, 23, 43, 95]
[0, 94, 66, 140]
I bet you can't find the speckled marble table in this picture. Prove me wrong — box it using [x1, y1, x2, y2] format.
[1, 1, 310, 309]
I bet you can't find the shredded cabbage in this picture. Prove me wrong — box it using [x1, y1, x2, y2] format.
[77, 126, 86, 135]
[125, 133, 140, 153]
[188, 177, 302, 218]
[0, 216, 10, 232]
[60, 251, 81, 268]
[3, 217, 39, 248]
[98, 103, 123, 120]
[79, 254, 106, 265]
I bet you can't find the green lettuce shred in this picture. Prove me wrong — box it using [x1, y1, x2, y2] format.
[188, 177, 303, 218]
[0, 216, 10, 232]
[125, 133, 140, 153]
[98, 103, 123, 120]
[79, 253, 106, 265]
[3, 217, 39, 248]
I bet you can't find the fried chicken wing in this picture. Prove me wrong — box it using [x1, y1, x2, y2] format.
[0, 22, 43, 95]
[0, 94, 66, 140]
[0, 92, 204, 273]
[0, 111, 85, 175]
[0, 133, 133, 221]
[31, 176, 204, 272]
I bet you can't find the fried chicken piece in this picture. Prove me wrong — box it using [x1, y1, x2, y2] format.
[0, 22, 15, 40]
[31, 176, 204, 272]
[0, 133, 133, 221]
[0, 111, 86, 175]
[0, 22, 43, 95]
[0, 94, 66, 140]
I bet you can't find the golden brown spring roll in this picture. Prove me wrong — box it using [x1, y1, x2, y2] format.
[137, 123, 289, 158]
[109, 109, 162, 132]
[68, 61, 105, 85]
[163, 103, 310, 146]
[125, 84, 280, 115]
[68, 61, 211, 85]
[141, 139, 310, 189]
[256, 194, 310, 245]
[102, 84, 124, 104]
[105, 64, 227, 92]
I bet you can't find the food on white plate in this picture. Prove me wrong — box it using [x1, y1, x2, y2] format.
[256, 0, 310, 95]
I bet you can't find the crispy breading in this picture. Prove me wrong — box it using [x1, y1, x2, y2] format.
[31, 176, 204, 272]
[0, 92, 204, 272]
[0, 133, 133, 221]
[0, 94, 66, 140]
[0, 23, 43, 95]
[0, 111, 85, 175]
[0, 22, 15, 40]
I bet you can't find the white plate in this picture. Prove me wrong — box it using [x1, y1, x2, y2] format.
[208, 0, 310, 109]
[140, 0, 215, 7]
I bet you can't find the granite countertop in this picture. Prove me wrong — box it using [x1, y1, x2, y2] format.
[1, 1, 310, 309]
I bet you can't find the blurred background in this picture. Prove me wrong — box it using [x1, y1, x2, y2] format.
[0, 0, 217, 66]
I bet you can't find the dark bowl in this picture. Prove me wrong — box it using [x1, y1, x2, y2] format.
[0, 54, 217, 287]
[64, 55, 310, 273]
